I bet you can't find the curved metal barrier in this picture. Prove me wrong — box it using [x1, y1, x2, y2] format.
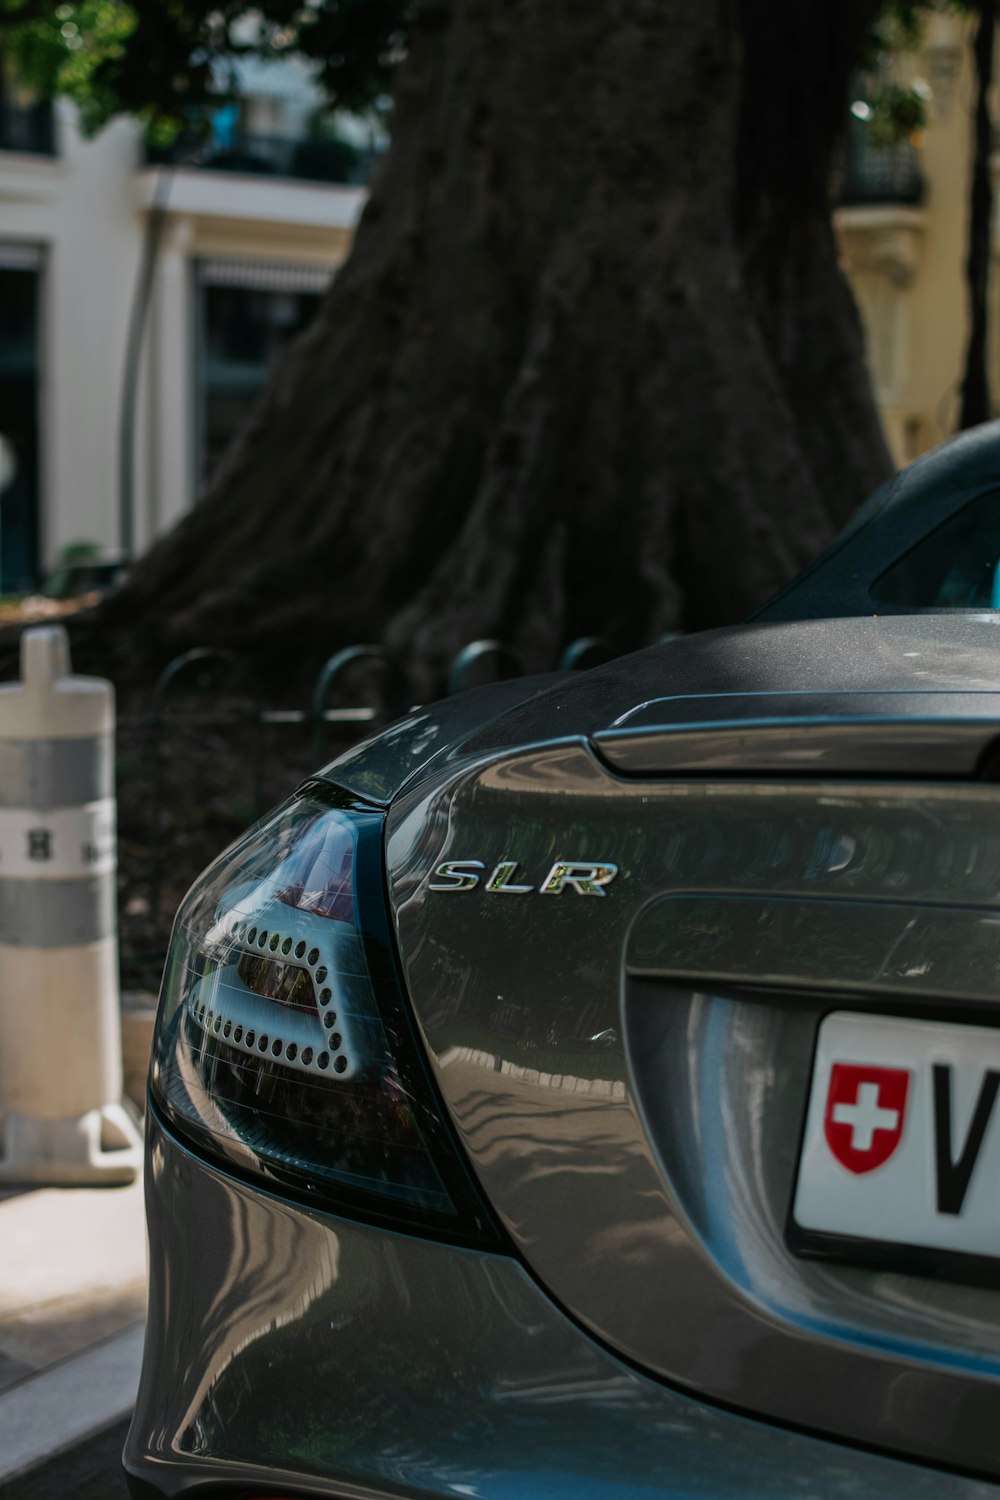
[447, 640, 524, 696]
[312, 646, 412, 762]
[558, 636, 616, 672]
[149, 650, 259, 922]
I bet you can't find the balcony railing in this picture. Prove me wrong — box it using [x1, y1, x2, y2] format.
[0, 100, 55, 156]
[146, 129, 380, 187]
[834, 119, 925, 208]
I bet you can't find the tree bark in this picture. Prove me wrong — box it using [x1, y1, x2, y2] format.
[960, 0, 996, 431]
[93, 0, 892, 695]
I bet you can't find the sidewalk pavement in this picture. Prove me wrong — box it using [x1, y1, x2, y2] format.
[0, 1174, 147, 1487]
[0, 996, 156, 1489]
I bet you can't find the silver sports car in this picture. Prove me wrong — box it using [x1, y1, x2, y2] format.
[126, 427, 1000, 1499]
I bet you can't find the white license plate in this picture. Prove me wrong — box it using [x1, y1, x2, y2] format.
[792, 1011, 1000, 1267]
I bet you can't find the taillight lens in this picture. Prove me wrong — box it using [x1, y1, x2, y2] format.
[150, 787, 499, 1243]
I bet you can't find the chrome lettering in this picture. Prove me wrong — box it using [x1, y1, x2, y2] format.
[539, 862, 619, 896]
[429, 860, 485, 892]
[485, 861, 534, 894]
[430, 859, 620, 894]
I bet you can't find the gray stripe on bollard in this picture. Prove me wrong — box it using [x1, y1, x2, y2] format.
[0, 739, 112, 808]
[0, 879, 114, 946]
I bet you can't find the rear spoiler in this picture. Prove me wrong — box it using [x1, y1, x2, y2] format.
[592, 691, 1000, 777]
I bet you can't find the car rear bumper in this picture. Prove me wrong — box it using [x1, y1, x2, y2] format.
[124, 1115, 999, 1500]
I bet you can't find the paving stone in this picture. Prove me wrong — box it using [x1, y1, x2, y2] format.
[0, 1176, 145, 1387]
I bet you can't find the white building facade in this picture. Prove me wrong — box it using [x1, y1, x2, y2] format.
[0, 75, 368, 593]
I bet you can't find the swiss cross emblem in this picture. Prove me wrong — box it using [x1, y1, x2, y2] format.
[823, 1063, 910, 1175]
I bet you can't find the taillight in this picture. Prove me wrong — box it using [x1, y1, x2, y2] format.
[149, 787, 500, 1243]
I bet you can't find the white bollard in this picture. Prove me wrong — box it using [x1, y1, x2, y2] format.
[0, 626, 141, 1184]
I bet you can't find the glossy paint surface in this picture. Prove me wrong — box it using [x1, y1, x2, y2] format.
[325, 615, 1000, 811]
[125, 1117, 1000, 1499]
[318, 673, 562, 805]
[387, 738, 1000, 1474]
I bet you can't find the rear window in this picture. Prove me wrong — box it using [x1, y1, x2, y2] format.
[872, 488, 1000, 607]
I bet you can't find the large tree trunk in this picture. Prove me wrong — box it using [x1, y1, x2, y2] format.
[95, 0, 891, 695]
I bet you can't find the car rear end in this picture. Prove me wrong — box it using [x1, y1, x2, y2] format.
[125, 619, 1000, 1499]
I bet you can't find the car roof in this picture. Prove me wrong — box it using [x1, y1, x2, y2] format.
[754, 419, 1000, 622]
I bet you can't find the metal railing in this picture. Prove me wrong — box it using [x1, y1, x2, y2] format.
[835, 120, 925, 208]
[118, 635, 622, 957]
[146, 129, 381, 186]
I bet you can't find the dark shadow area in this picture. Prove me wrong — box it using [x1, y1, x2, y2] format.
[4, 1416, 131, 1500]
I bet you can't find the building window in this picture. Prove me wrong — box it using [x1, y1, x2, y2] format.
[194, 260, 330, 489]
[0, 67, 55, 156]
[0, 245, 42, 593]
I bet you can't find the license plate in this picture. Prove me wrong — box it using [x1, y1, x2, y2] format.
[792, 1011, 1000, 1272]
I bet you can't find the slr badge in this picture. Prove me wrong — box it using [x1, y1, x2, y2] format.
[429, 859, 618, 896]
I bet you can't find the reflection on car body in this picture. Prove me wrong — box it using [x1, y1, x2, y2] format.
[126, 428, 1000, 1499]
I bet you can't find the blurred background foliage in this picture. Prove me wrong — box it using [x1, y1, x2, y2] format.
[0, 2, 985, 150]
[0, 0, 412, 140]
[0, 2, 988, 162]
